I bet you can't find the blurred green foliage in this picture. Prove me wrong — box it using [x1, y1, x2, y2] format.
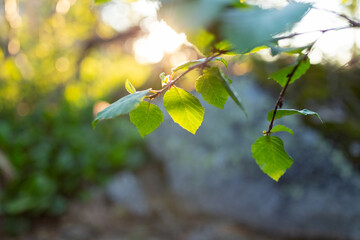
[0, 0, 150, 233]
[0, 103, 146, 233]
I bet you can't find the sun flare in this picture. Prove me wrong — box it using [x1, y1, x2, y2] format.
[133, 20, 187, 64]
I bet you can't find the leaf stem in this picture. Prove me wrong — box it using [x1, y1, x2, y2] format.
[147, 50, 228, 99]
[266, 50, 312, 135]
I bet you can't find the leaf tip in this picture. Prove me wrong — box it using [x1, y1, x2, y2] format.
[92, 119, 98, 129]
[125, 79, 136, 94]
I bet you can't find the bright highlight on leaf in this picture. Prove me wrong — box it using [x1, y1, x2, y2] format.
[94, 0, 110, 4]
[251, 136, 293, 181]
[269, 57, 310, 87]
[125, 79, 136, 94]
[270, 44, 313, 56]
[218, 69, 247, 116]
[92, 89, 150, 128]
[159, 73, 170, 87]
[163, 87, 204, 134]
[271, 125, 294, 135]
[267, 109, 323, 122]
[196, 68, 229, 109]
[129, 101, 163, 138]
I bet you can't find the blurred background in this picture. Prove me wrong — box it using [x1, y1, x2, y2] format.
[0, 0, 360, 239]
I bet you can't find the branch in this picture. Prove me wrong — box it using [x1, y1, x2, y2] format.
[273, 25, 354, 41]
[313, 7, 360, 27]
[266, 50, 312, 135]
[147, 50, 227, 99]
[274, 8, 360, 42]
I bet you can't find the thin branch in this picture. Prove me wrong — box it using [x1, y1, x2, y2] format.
[266, 49, 312, 135]
[313, 7, 360, 27]
[273, 25, 354, 42]
[147, 50, 227, 99]
[274, 7, 360, 42]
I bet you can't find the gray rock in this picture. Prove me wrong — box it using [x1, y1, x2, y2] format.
[148, 78, 360, 240]
[106, 172, 150, 216]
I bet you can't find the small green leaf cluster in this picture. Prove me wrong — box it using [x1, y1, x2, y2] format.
[93, 57, 246, 137]
[251, 54, 322, 181]
[91, 0, 349, 181]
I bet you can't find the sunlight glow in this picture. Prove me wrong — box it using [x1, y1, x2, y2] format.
[133, 20, 187, 64]
[101, 0, 187, 64]
[56, 0, 71, 14]
[102, 0, 359, 65]
[101, 0, 159, 32]
[5, 0, 22, 28]
[276, 0, 360, 65]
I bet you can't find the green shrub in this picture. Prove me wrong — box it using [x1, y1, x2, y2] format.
[0, 101, 146, 233]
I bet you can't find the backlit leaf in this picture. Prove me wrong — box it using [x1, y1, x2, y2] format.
[218, 69, 247, 116]
[269, 57, 310, 87]
[94, 0, 110, 4]
[125, 79, 136, 94]
[271, 125, 294, 135]
[129, 101, 163, 138]
[216, 57, 228, 68]
[267, 109, 323, 122]
[196, 67, 229, 108]
[92, 89, 150, 128]
[270, 43, 313, 56]
[251, 136, 293, 181]
[190, 29, 216, 55]
[163, 87, 204, 134]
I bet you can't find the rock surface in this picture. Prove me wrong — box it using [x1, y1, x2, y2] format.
[148, 78, 360, 240]
[106, 171, 150, 216]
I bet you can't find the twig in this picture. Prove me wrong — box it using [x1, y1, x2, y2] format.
[147, 50, 227, 99]
[313, 7, 360, 27]
[273, 25, 354, 41]
[274, 8, 360, 42]
[266, 50, 312, 135]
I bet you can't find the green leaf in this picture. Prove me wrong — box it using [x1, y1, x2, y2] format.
[221, 2, 312, 53]
[163, 87, 204, 134]
[251, 136, 293, 181]
[269, 57, 310, 87]
[129, 101, 163, 138]
[267, 109, 323, 122]
[190, 29, 216, 55]
[214, 41, 234, 53]
[218, 69, 247, 116]
[159, 72, 170, 87]
[195, 68, 229, 108]
[171, 57, 227, 73]
[215, 57, 228, 68]
[271, 125, 294, 135]
[270, 43, 313, 56]
[94, 0, 110, 4]
[159, 72, 165, 81]
[92, 89, 150, 128]
[125, 79, 136, 94]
